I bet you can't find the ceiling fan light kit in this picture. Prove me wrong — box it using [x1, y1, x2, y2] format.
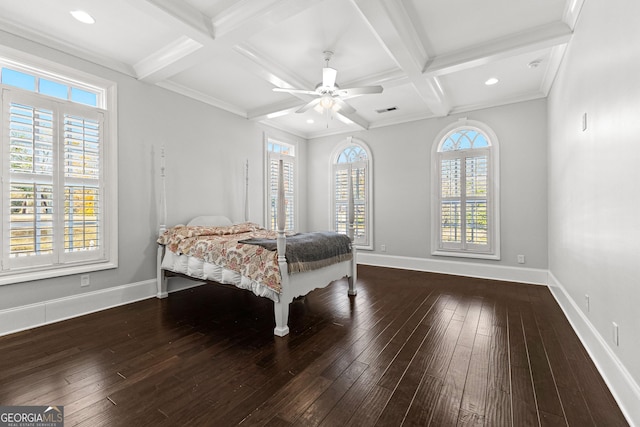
[273, 50, 383, 119]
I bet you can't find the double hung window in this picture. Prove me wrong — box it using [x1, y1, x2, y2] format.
[332, 138, 372, 249]
[265, 138, 296, 232]
[1, 58, 116, 283]
[432, 121, 500, 259]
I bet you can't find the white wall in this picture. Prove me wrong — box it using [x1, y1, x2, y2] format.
[547, 0, 640, 422]
[307, 99, 548, 271]
[0, 31, 305, 312]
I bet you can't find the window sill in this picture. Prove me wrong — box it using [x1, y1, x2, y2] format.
[354, 244, 373, 251]
[432, 250, 500, 261]
[0, 260, 118, 286]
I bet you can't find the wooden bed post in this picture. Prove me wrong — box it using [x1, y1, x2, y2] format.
[347, 170, 357, 296]
[274, 159, 291, 336]
[157, 146, 168, 298]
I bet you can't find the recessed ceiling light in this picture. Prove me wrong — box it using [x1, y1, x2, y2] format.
[306, 119, 314, 124]
[485, 77, 499, 86]
[70, 10, 95, 24]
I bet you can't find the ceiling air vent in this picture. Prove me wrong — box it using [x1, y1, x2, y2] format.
[376, 106, 398, 114]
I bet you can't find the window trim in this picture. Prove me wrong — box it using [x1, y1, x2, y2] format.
[431, 119, 500, 260]
[0, 50, 118, 286]
[330, 137, 373, 250]
[264, 135, 298, 233]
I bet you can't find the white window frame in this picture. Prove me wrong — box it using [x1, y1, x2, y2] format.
[264, 136, 297, 232]
[0, 51, 118, 285]
[330, 137, 373, 250]
[431, 119, 500, 260]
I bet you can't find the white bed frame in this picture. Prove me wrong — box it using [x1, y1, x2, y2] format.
[156, 155, 357, 336]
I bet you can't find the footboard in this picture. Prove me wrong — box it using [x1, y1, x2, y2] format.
[272, 159, 356, 337]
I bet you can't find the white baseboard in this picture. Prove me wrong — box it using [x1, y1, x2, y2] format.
[547, 272, 639, 427]
[356, 253, 549, 285]
[0, 279, 157, 337]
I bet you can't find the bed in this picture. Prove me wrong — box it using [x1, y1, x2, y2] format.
[156, 158, 357, 336]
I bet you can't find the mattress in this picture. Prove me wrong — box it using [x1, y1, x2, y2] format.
[161, 249, 280, 302]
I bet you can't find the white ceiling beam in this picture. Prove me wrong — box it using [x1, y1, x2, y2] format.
[247, 99, 308, 121]
[341, 68, 408, 89]
[233, 43, 313, 91]
[213, 0, 289, 38]
[351, 0, 450, 116]
[131, 0, 324, 83]
[563, 0, 587, 30]
[156, 80, 247, 117]
[424, 21, 572, 77]
[335, 111, 370, 130]
[128, 0, 214, 42]
[133, 36, 203, 81]
[126, 0, 215, 82]
[211, 0, 324, 45]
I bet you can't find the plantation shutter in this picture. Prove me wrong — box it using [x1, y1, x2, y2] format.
[437, 148, 490, 252]
[62, 108, 103, 262]
[268, 153, 294, 231]
[5, 96, 56, 268]
[333, 161, 367, 246]
[334, 164, 349, 235]
[464, 154, 488, 250]
[2, 90, 104, 271]
[440, 156, 462, 247]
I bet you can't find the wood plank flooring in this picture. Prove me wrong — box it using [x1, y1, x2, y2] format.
[0, 265, 629, 426]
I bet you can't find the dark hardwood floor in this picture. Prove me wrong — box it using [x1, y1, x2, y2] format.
[0, 265, 628, 426]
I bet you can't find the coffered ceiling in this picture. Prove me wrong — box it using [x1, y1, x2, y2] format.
[0, 0, 584, 138]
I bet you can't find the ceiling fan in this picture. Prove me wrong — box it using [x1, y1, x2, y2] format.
[273, 51, 383, 114]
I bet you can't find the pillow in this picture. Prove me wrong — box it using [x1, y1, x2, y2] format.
[187, 215, 233, 227]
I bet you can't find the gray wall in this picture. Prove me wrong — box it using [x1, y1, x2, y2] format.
[0, 31, 305, 310]
[548, 0, 640, 388]
[307, 99, 548, 269]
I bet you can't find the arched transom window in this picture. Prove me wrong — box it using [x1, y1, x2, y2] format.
[432, 121, 500, 259]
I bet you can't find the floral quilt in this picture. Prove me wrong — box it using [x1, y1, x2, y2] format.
[157, 222, 285, 293]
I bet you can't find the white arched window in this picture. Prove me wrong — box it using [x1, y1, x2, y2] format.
[432, 120, 500, 259]
[332, 138, 372, 249]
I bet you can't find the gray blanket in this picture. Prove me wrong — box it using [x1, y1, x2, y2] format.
[239, 231, 352, 274]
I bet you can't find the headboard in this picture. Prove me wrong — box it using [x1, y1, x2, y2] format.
[187, 215, 233, 227]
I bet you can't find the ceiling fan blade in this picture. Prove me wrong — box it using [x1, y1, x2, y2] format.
[333, 98, 355, 114]
[295, 98, 322, 113]
[322, 67, 337, 88]
[273, 87, 319, 96]
[336, 85, 383, 97]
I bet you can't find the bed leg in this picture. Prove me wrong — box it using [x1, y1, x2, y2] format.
[156, 245, 168, 299]
[273, 300, 290, 337]
[348, 276, 357, 296]
[348, 251, 357, 296]
[157, 273, 168, 299]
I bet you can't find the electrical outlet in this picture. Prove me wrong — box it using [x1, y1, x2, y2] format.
[517, 254, 525, 264]
[612, 322, 619, 346]
[585, 294, 590, 312]
[81, 274, 90, 287]
[380, 244, 386, 252]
